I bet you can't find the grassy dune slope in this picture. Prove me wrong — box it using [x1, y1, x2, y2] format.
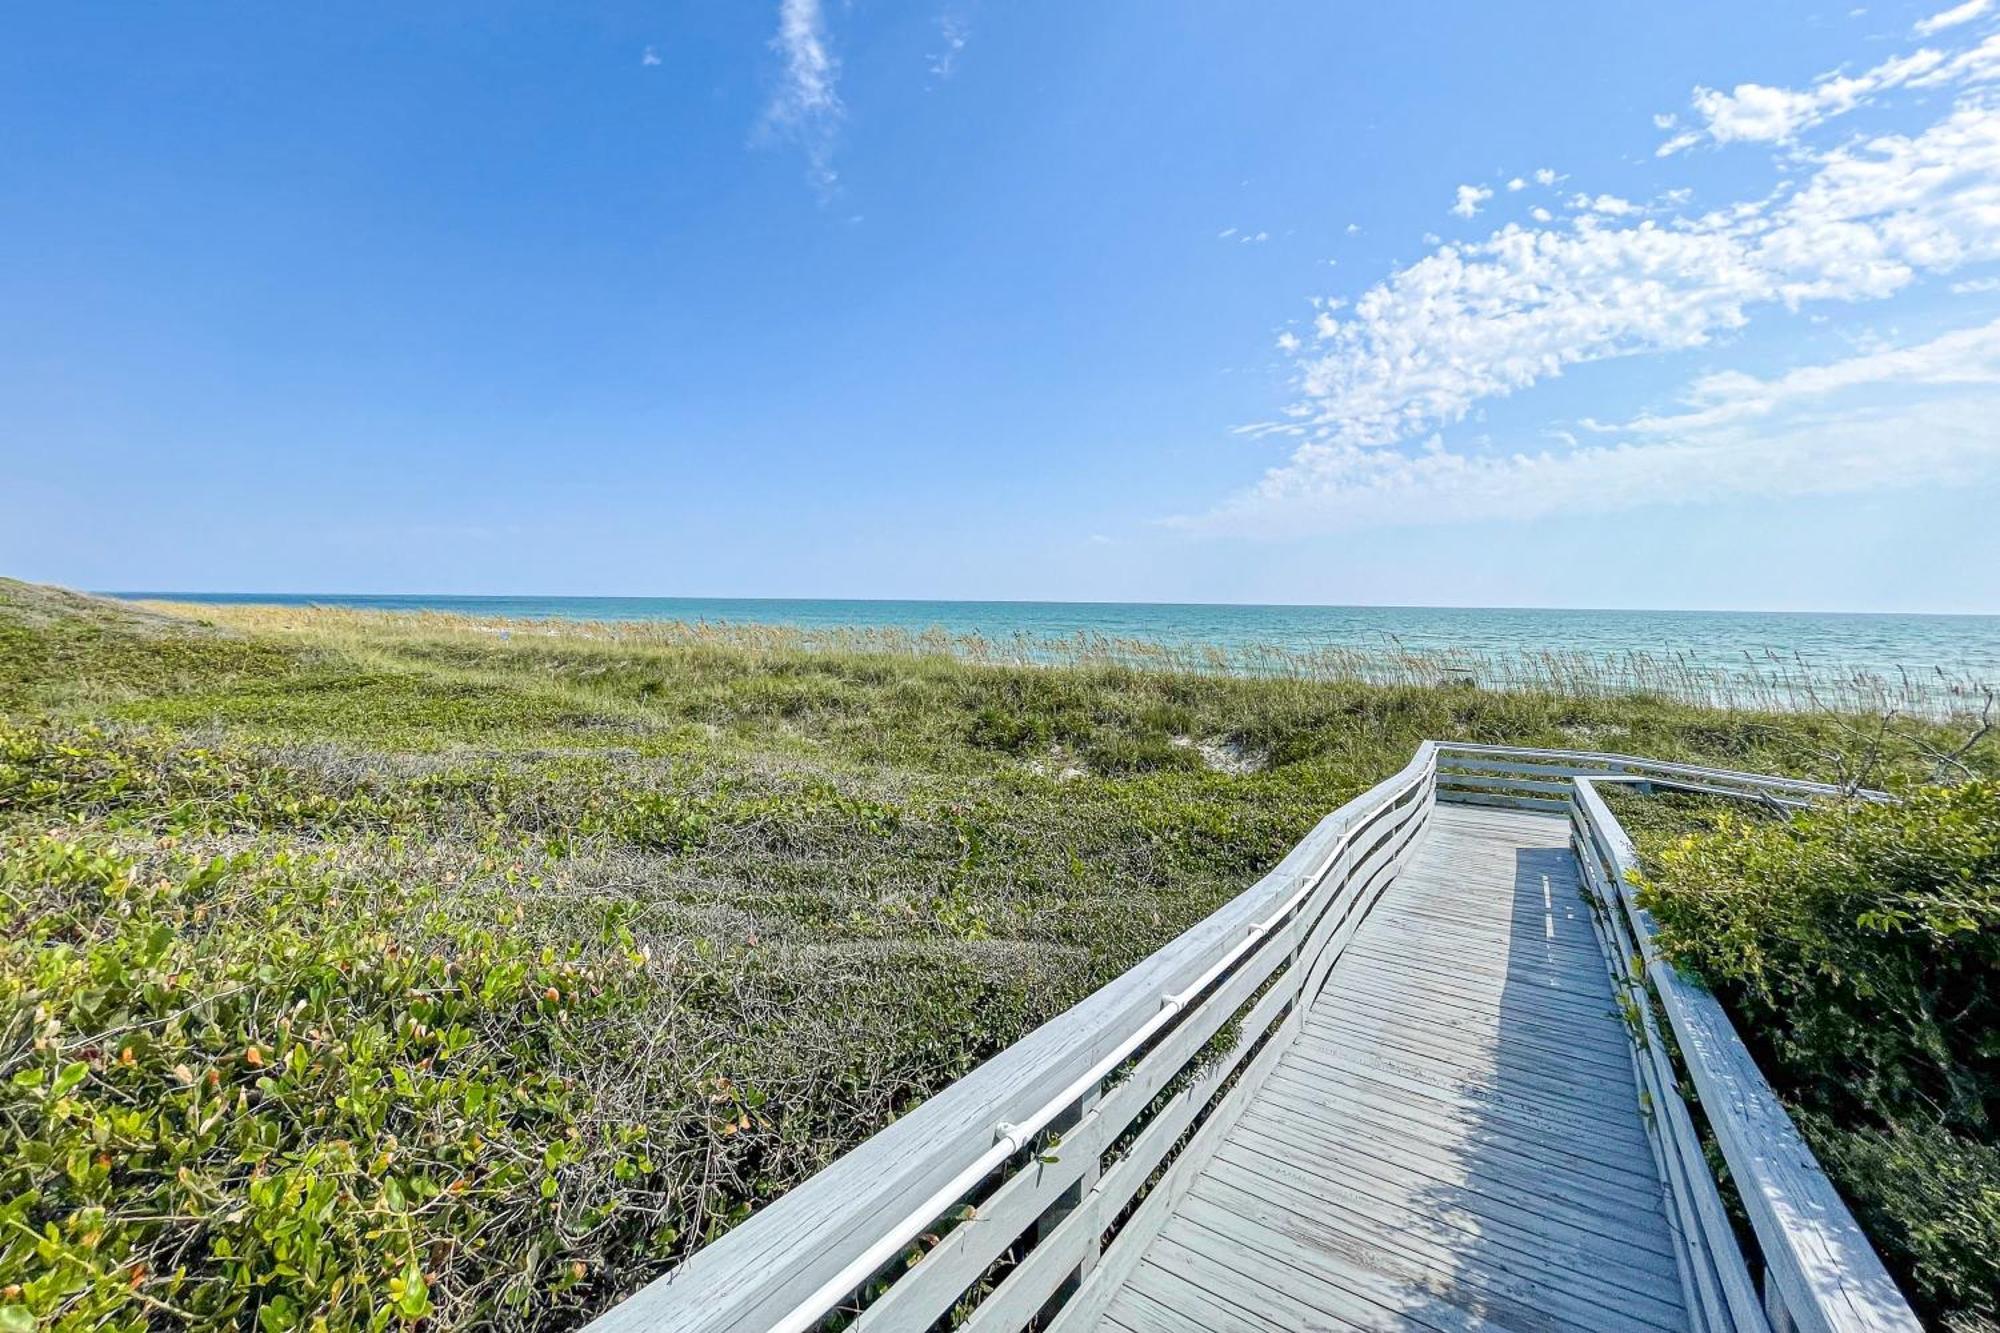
[1, 580, 1989, 1330]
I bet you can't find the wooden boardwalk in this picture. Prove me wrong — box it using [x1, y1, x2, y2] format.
[1097, 804, 1690, 1333]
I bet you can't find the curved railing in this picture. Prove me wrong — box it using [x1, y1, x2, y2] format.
[588, 743, 1920, 1333]
[589, 743, 1441, 1333]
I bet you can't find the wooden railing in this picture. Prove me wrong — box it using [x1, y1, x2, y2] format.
[1567, 772, 1919, 1333]
[587, 743, 1440, 1333]
[1434, 741, 1889, 812]
[588, 743, 1919, 1333]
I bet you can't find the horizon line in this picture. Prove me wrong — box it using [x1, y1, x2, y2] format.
[100, 589, 2000, 620]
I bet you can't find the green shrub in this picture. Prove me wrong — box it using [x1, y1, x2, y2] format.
[0, 831, 667, 1330]
[966, 704, 1050, 755]
[1642, 783, 1999, 1132]
[1639, 782, 2000, 1324]
[3, 582, 1995, 1329]
[1797, 1113, 2000, 1327]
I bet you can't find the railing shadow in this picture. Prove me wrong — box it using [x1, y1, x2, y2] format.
[1179, 814, 1690, 1332]
[1388, 839, 1691, 1333]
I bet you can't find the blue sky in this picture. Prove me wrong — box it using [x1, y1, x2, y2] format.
[4, 1, 2000, 612]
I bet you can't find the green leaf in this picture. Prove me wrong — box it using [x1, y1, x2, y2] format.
[53, 1061, 89, 1096]
[397, 1259, 432, 1319]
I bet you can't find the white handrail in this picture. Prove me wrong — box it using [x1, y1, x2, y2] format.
[587, 741, 1917, 1333]
[762, 825, 1352, 1333]
[1436, 742, 1891, 803]
[1571, 775, 1920, 1333]
[589, 743, 1438, 1333]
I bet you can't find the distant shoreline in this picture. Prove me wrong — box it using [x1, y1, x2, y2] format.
[103, 591, 2000, 620]
[130, 594, 1998, 719]
[111, 591, 2000, 688]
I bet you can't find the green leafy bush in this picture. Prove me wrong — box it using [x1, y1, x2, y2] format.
[2, 580, 1994, 1329]
[0, 831, 666, 1329]
[1639, 783, 2000, 1326]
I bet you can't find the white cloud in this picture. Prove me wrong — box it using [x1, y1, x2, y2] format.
[1276, 331, 1302, 353]
[1179, 395, 2000, 534]
[1659, 32, 2000, 153]
[1533, 167, 1558, 186]
[763, 0, 843, 194]
[928, 14, 970, 80]
[1451, 184, 1493, 218]
[1915, 0, 1992, 36]
[1186, 92, 2000, 534]
[1273, 101, 2000, 453]
[1506, 177, 1527, 191]
[1345, 222, 1362, 235]
[1530, 206, 1554, 222]
[1573, 193, 1641, 216]
[1217, 227, 1238, 239]
[642, 45, 662, 67]
[1953, 274, 2000, 291]
[1618, 317, 2000, 433]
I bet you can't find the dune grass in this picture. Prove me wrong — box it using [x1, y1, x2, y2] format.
[1, 579, 1992, 1330]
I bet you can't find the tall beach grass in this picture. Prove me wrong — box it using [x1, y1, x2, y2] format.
[143, 600, 1996, 722]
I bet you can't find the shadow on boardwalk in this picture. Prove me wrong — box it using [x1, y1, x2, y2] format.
[1094, 805, 1689, 1333]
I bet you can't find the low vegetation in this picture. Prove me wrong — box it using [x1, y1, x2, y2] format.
[1, 578, 1992, 1329]
[1629, 787, 2000, 1332]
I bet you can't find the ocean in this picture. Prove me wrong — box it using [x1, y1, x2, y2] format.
[112, 593, 2000, 695]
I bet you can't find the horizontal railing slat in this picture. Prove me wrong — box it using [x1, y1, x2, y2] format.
[1018, 959, 1302, 1333]
[1436, 771, 1577, 796]
[1438, 789, 1571, 813]
[1572, 779, 1918, 1333]
[587, 740, 1908, 1333]
[1570, 804, 1762, 1333]
[586, 743, 1437, 1333]
[1437, 743, 1886, 802]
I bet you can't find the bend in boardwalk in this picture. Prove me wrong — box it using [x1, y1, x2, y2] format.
[1095, 804, 1689, 1333]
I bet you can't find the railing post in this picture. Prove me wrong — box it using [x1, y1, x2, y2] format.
[1033, 1085, 1102, 1322]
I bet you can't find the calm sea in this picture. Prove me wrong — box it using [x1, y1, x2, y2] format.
[112, 593, 2000, 687]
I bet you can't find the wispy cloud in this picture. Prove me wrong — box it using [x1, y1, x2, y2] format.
[1263, 101, 2000, 456]
[1179, 395, 2000, 534]
[929, 14, 971, 80]
[1915, 0, 1993, 36]
[1658, 29, 2000, 154]
[1617, 318, 2000, 434]
[641, 45, 662, 67]
[762, 0, 843, 195]
[1178, 30, 2000, 539]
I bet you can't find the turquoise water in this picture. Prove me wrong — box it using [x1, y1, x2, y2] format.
[112, 592, 2000, 689]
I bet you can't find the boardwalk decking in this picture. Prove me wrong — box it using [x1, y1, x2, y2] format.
[1098, 804, 1689, 1333]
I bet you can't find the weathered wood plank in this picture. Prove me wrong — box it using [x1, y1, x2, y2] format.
[1219, 1119, 1680, 1276]
[1573, 780, 1918, 1333]
[1191, 1168, 1685, 1333]
[1104, 804, 1690, 1333]
[598, 745, 1903, 1333]
[1254, 1071, 1669, 1194]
